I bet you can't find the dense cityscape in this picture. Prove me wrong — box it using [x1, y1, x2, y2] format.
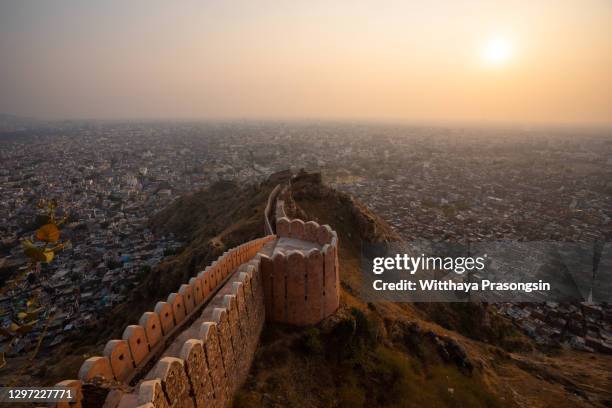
[0, 119, 611, 361]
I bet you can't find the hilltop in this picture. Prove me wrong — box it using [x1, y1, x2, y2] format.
[11, 170, 610, 407]
[3, 173, 288, 388]
[230, 171, 611, 408]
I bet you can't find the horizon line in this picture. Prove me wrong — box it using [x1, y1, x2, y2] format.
[3, 113, 612, 131]
[0, 112, 612, 131]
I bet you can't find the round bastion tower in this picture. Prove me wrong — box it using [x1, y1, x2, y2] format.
[259, 202, 340, 326]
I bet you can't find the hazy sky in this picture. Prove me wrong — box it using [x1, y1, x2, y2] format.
[1, 0, 611, 125]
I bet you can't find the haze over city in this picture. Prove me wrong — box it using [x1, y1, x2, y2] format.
[1, 0, 611, 126]
[1, 1, 612, 406]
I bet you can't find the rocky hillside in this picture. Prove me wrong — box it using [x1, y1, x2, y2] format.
[15, 173, 289, 387]
[233, 171, 611, 408]
[20, 170, 610, 408]
[102, 173, 291, 337]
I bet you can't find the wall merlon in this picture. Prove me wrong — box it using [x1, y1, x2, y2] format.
[276, 217, 291, 237]
[211, 307, 235, 392]
[208, 262, 219, 287]
[190, 277, 204, 305]
[317, 224, 334, 245]
[247, 257, 261, 273]
[222, 295, 242, 370]
[304, 220, 320, 242]
[198, 322, 227, 405]
[199, 269, 212, 297]
[221, 294, 236, 311]
[167, 293, 186, 325]
[78, 356, 114, 382]
[179, 339, 214, 408]
[154, 301, 175, 335]
[53, 379, 83, 408]
[306, 248, 324, 324]
[287, 250, 307, 325]
[122, 325, 149, 367]
[139, 312, 163, 349]
[149, 357, 194, 408]
[232, 282, 248, 333]
[238, 271, 257, 334]
[221, 258, 230, 280]
[104, 339, 134, 382]
[289, 218, 306, 239]
[179, 284, 196, 315]
[323, 244, 339, 315]
[138, 379, 170, 408]
[232, 249, 240, 269]
[210, 262, 220, 286]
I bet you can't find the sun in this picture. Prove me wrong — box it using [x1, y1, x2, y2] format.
[481, 37, 514, 66]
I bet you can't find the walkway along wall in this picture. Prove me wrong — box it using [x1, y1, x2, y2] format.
[52, 182, 340, 407]
[57, 235, 274, 408]
[114, 240, 273, 408]
[263, 184, 282, 235]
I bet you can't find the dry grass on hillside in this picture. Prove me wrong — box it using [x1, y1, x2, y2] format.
[235, 174, 612, 408]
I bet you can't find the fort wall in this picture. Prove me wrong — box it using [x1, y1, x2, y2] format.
[275, 197, 287, 220]
[54, 180, 340, 407]
[263, 184, 281, 235]
[61, 235, 274, 408]
[260, 215, 340, 326]
[113, 241, 272, 408]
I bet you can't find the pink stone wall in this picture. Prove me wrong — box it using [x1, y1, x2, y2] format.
[67, 184, 339, 408]
[262, 216, 340, 327]
[261, 246, 339, 326]
[276, 217, 291, 237]
[264, 184, 282, 235]
[103, 339, 134, 381]
[77, 356, 113, 382]
[67, 183, 340, 408]
[306, 249, 324, 323]
[73, 235, 275, 399]
[271, 253, 287, 322]
[66, 184, 339, 407]
[286, 250, 307, 325]
[127, 240, 271, 408]
[179, 284, 196, 314]
[123, 325, 150, 366]
[139, 312, 163, 349]
[180, 339, 214, 408]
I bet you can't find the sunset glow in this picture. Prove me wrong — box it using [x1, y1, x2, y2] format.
[0, 1, 611, 126]
[481, 37, 514, 66]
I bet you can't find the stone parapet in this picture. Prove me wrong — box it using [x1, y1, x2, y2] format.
[57, 235, 275, 408]
[260, 195, 340, 326]
[53, 182, 341, 407]
[119, 242, 271, 408]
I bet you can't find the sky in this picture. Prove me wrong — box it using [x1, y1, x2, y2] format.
[0, 0, 611, 126]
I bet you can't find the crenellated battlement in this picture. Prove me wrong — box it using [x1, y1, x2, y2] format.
[75, 236, 274, 387]
[53, 182, 340, 407]
[261, 217, 340, 326]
